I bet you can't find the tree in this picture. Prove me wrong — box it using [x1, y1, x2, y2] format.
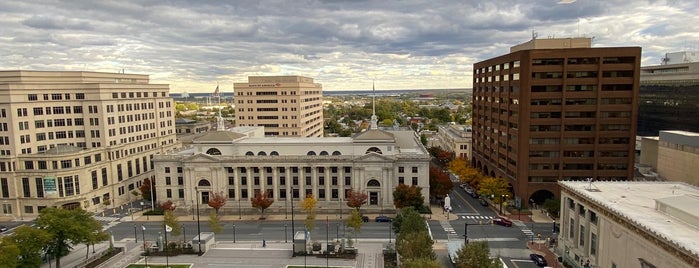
[395, 231, 435, 262]
[208, 211, 223, 234]
[301, 194, 318, 232]
[208, 191, 228, 215]
[393, 184, 425, 210]
[543, 198, 561, 217]
[346, 190, 368, 211]
[429, 165, 452, 199]
[394, 207, 427, 236]
[477, 177, 510, 204]
[401, 257, 441, 268]
[163, 210, 182, 236]
[0, 237, 20, 268]
[37, 208, 105, 268]
[251, 192, 274, 219]
[346, 210, 364, 242]
[139, 178, 153, 202]
[8, 225, 52, 268]
[84, 222, 109, 260]
[448, 157, 483, 188]
[455, 241, 502, 268]
[160, 200, 176, 211]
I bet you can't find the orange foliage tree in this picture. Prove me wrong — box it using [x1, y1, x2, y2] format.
[346, 190, 368, 211]
[207, 191, 228, 215]
[392, 184, 425, 210]
[251, 192, 274, 219]
[429, 164, 452, 199]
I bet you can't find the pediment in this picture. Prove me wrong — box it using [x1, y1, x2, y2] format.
[183, 153, 219, 162]
[355, 152, 392, 162]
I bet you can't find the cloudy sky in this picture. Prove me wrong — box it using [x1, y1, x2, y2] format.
[1, 0, 698, 92]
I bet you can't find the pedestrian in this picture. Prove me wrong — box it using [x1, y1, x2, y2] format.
[263, 239, 266, 247]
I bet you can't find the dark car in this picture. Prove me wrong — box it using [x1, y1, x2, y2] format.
[469, 190, 479, 198]
[375, 216, 392, 222]
[492, 216, 513, 227]
[530, 253, 547, 267]
[361, 216, 369, 223]
[479, 198, 488, 206]
[0, 225, 7, 232]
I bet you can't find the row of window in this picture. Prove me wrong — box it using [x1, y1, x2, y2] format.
[111, 91, 167, 99]
[27, 93, 86, 101]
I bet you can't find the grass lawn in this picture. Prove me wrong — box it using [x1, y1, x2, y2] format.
[125, 264, 191, 268]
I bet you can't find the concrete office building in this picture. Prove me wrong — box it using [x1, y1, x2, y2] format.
[639, 130, 699, 186]
[152, 115, 430, 216]
[557, 181, 699, 268]
[472, 38, 640, 206]
[233, 76, 323, 137]
[639, 55, 699, 136]
[0, 70, 178, 220]
[436, 124, 473, 160]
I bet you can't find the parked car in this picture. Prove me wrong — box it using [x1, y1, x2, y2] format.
[361, 216, 369, 223]
[375, 216, 392, 222]
[492, 216, 513, 227]
[0, 225, 7, 232]
[468, 190, 479, 198]
[479, 198, 488, 206]
[530, 253, 547, 267]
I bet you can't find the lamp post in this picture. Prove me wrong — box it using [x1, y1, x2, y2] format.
[285, 223, 288, 243]
[340, 197, 343, 220]
[463, 222, 468, 244]
[388, 222, 392, 244]
[233, 224, 236, 243]
[290, 187, 296, 255]
[238, 197, 242, 220]
[134, 224, 138, 242]
[500, 195, 504, 215]
[141, 225, 147, 267]
[191, 200, 195, 220]
[150, 177, 155, 210]
[195, 186, 202, 255]
[183, 224, 186, 245]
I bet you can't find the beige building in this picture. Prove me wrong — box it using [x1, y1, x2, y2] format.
[233, 76, 323, 137]
[557, 181, 699, 268]
[0, 70, 178, 220]
[639, 130, 699, 186]
[153, 118, 430, 216]
[435, 124, 473, 160]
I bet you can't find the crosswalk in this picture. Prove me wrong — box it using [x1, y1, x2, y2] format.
[460, 215, 493, 221]
[439, 221, 462, 241]
[93, 215, 121, 225]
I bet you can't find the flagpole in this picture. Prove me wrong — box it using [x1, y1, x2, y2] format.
[164, 224, 169, 268]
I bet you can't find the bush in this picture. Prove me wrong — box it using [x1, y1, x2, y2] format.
[143, 209, 164, 216]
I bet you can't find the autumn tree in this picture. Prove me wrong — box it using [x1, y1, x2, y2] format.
[139, 178, 153, 201]
[208, 211, 223, 234]
[429, 164, 452, 199]
[251, 191, 274, 219]
[208, 191, 228, 215]
[428, 146, 454, 167]
[301, 194, 318, 232]
[160, 200, 176, 211]
[346, 190, 368, 211]
[448, 157, 483, 188]
[163, 210, 182, 236]
[477, 177, 510, 204]
[8, 225, 52, 268]
[346, 209, 364, 242]
[393, 184, 425, 210]
[455, 241, 502, 268]
[37, 208, 106, 268]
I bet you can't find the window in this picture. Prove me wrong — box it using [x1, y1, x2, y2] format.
[22, 178, 30, 197]
[579, 225, 585, 246]
[412, 167, 418, 173]
[398, 167, 404, 173]
[412, 177, 418, 186]
[569, 219, 575, 239]
[590, 232, 597, 256]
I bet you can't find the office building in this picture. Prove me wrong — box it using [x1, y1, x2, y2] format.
[0, 70, 178, 219]
[233, 76, 323, 137]
[639, 55, 699, 136]
[153, 116, 430, 216]
[436, 124, 473, 160]
[557, 181, 699, 268]
[471, 38, 640, 206]
[639, 130, 699, 186]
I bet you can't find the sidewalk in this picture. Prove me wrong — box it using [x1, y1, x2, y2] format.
[528, 240, 562, 268]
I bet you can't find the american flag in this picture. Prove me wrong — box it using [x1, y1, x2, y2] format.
[213, 85, 220, 97]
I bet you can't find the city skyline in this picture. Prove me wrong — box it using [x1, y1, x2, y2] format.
[1, 0, 698, 92]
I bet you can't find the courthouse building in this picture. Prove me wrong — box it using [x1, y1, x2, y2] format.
[558, 181, 699, 268]
[0, 70, 178, 219]
[153, 116, 430, 216]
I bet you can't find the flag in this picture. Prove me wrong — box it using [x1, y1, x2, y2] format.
[212, 85, 220, 97]
[165, 224, 172, 233]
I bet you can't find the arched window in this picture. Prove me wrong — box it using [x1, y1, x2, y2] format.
[245, 151, 254, 156]
[307, 151, 316, 156]
[367, 179, 380, 187]
[258, 151, 267, 156]
[365, 147, 382, 154]
[270, 151, 279, 156]
[332, 151, 341, 155]
[198, 180, 211, 187]
[206, 148, 221, 155]
[320, 151, 329, 156]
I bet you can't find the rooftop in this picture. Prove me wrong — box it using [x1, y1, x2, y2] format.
[559, 181, 699, 260]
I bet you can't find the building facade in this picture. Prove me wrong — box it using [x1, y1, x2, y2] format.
[471, 38, 640, 206]
[436, 124, 473, 160]
[639, 60, 699, 136]
[0, 70, 178, 219]
[233, 76, 323, 137]
[153, 125, 430, 216]
[639, 130, 699, 186]
[557, 181, 699, 268]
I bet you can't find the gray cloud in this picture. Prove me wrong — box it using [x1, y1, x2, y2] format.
[1, 0, 698, 92]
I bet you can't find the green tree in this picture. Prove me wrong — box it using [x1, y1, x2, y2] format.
[477, 177, 510, 204]
[396, 231, 435, 262]
[208, 211, 223, 234]
[401, 257, 441, 268]
[543, 197, 561, 217]
[346, 209, 364, 242]
[37, 208, 105, 268]
[84, 222, 109, 260]
[0, 237, 20, 268]
[9, 225, 52, 268]
[394, 207, 427, 236]
[186, 102, 199, 110]
[163, 210, 182, 236]
[393, 184, 425, 210]
[455, 241, 502, 268]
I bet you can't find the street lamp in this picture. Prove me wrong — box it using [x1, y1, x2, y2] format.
[134, 224, 138, 242]
[195, 186, 202, 255]
[233, 224, 236, 243]
[463, 222, 469, 244]
[500, 195, 504, 215]
[141, 225, 147, 267]
[238, 197, 242, 220]
[290, 187, 296, 255]
[182, 224, 186, 245]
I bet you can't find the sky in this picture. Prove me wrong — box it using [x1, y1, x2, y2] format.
[1, 0, 698, 93]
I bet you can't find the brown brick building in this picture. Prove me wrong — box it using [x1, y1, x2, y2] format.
[471, 38, 641, 207]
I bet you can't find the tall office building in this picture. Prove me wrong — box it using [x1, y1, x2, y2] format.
[471, 38, 640, 207]
[233, 76, 323, 137]
[0, 70, 178, 219]
[639, 54, 699, 136]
